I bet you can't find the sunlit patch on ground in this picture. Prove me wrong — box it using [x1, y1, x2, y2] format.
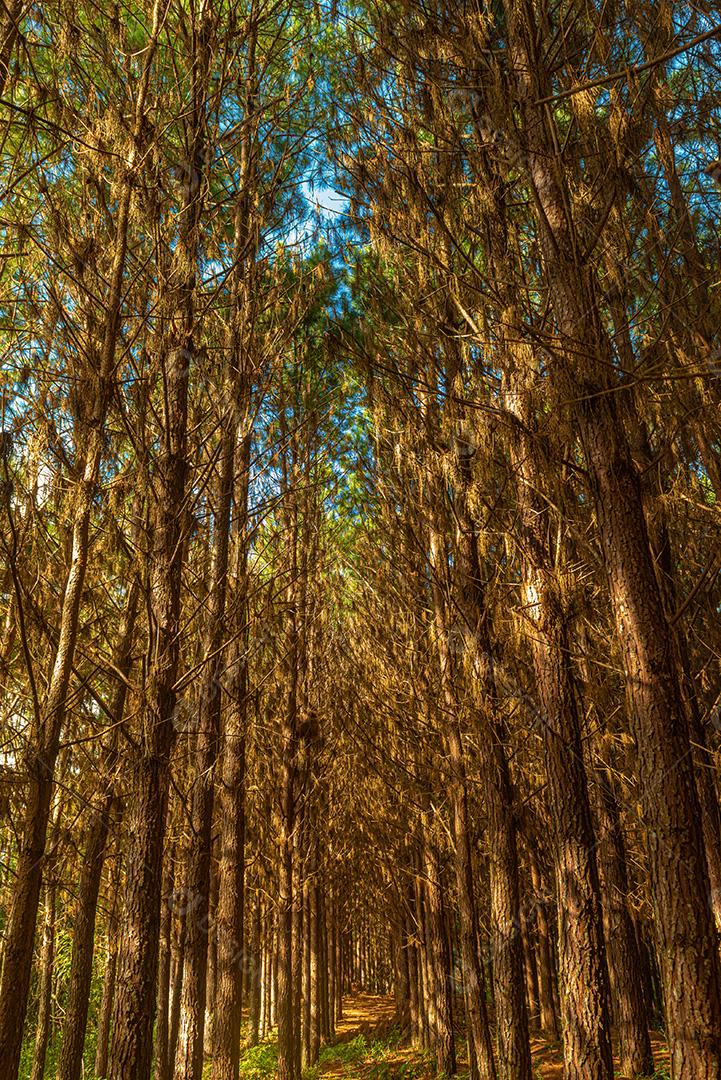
[246, 993, 672, 1080]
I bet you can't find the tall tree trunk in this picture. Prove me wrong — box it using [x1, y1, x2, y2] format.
[155, 847, 176, 1080]
[309, 851, 321, 1067]
[520, 905, 540, 1033]
[183, 18, 258, 1066]
[320, 888, 331, 1043]
[406, 909, 421, 1047]
[205, 859, 219, 1056]
[95, 850, 123, 1078]
[57, 583, 138, 1080]
[30, 877, 56, 1080]
[293, 815, 305, 1079]
[277, 818, 296, 1080]
[109, 5, 211, 1073]
[502, 8, 721, 1071]
[529, 856, 559, 1040]
[56, 804, 114, 1080]
[426, 535, 497, 1080]
[174, 394, 233, 1080]
[211, 693, 247, 1079]
[0, 0, 23, 94]
[277, 632, 298, 1080]
[248, 895, 262, 1047]
[505, 382, 613, 1080]
[327, 892, 337, 1039]
[168, 895, 187, 1077]
[420, 829, 456, 1076]
[589, 748, 654, 1076]
[430, 496, 532, 1080]
[0, 11, 161, 1069]
[30, 811, 60, 1080]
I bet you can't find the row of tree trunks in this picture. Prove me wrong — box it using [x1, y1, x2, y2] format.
[56, 581, 139, 1080]
[0, 0, 199, 1075]
[499, 6, 721, 1071]
[419, 827, 457, 1077]
[90, 852, 345, 1080]
[107, 0, 212, 1068]
[505, 383, 614, 1080]
[0, 8, 163, 1059]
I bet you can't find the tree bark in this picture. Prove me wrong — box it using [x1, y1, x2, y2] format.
[95, 850, 123, 1078]
[505, 381, 613, 1080]
[420, 830, 456, 1076]
[528, 856, 559, 1041]
[155, 848, 176, 1080]
[30, 852, 58, 1080]
[0, 12, 161, 1070]
[589, 750, 654, 1076]
[501, 8, 721, 1070]
[108, 4, 211, 1071]
[57, 583, 138, 1080]
[248, 895, 262, 1046]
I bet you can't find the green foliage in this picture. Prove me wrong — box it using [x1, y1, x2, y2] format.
[237, 1039, 280, 1080]
[308, 1027, 433, 1080]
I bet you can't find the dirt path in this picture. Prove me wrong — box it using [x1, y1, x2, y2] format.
[318, 994, 669, 1079]
[317, 994, 398, 1077]
[329, 994, 398, 1044]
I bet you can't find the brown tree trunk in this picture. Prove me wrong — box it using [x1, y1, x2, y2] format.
[327, 892, 337, 1039]
[168, 895, 187, 1078]
[95, 851, 123, 1078]
[523, 578, 613, 1079]
[155, 848, 176, 1080]
[335, 922, 343, 1023]
[502, 9, 721, 1070]
[426, 536, 498, 1080]
[500, 324, 612, 1078]
[183, 32, 258, 1070]
[309, 860, 321, 1066]
[110, 752, 174, 1079]
[30, 863, 57, 1080]
[431, 503, 532, 1080]
[205, 858, 219, 1056]
[293, 818, 305, 1079]
[320, 889, 331, 1043]
[175, 431, 232, 1080]
[211, 704, 246, 1078]
[277, 642, 298, 1080]
[581, 416, 721, 1075]
[520, 905, 540, 1033]
[56, 806, 114, 1080]
[589, 751, 654, 1076]
[420, 829, 456, 1076]
[0, 434, 95, 1080]
[406, 909, 421, 1047]
[57, 584, 138, 1080]
[277, 825, 296, 1080]
[529, 857, 559, 1040]
[0, 0, 23, 94]
[0, 13, 161, 1071]
[108, 3, 211, 1069]
[248, 895, 262, 1046]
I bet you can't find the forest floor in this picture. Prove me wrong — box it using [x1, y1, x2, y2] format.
[236, 993, 671, 1080]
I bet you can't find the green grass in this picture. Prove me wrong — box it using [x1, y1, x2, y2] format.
[308, 1027, 432, 1080]
[237, 1039, 280, 1080]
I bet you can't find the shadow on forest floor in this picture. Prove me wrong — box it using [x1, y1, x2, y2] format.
[286, 993, 671, 1080]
